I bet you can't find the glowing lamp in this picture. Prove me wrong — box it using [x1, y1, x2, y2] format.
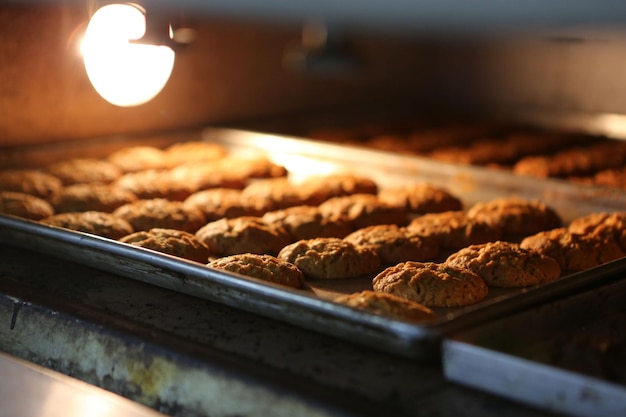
[80, 3, 175, 107]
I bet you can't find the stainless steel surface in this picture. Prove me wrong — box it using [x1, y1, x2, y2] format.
[443, 275, 626, 417]
[2, 127, 626, 360]
[0, 351, 166, 417]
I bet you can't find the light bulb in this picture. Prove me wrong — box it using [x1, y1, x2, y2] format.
[81, 3, 175, 107]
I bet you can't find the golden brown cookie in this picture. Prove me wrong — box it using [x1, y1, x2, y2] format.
[568, 212, 626, 251]
[164, 141, 228, 167]
[407, 211, 502, 250]
[114, 169, 195, 201]
[119, 228, 212, 263]
[445, 241, 562, 287]
[334, 290, 434, 322]
[241, 177, 316, 210]
[372, 261, 488, 308]
[318, 193, 409, 229]
[168, 163, 248, 191]
[107, 145, 169, 173]
[520, 228, 625, 273]
[45, 158, 122, 185]
[262, 205, 354, 241]
[0, 169, 63, 199]
[50, 183, 137, 213]
[113, 198, 206, 233]
[210, 156, 287, 179]
[0, 191, 54, 220]
[184, 188, 272, 221]
[378, 183, 463, 215]
[299, 174, 378, 204]
[344, 224, 440, 264]
[195, 216, 291, 256]
[277, 237, 381, 279]
[466, 198, 562, 237]
[208, 253, 305, 289]
[40, 211, 134, 240]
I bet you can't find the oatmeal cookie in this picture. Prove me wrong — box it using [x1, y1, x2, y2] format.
[195, 216, 291, 256]
[210, 155, 287, 179]
[407, 211, 502, 250]
[208, 253, 305, 288]
[168, 163, 248, 191]
[466, 198, 561, 237]
[318, 193, 409, 229]
[278, 237, 381, 279]
[378, 183, 463, 215]
[114, 169, 195, 201]
[568, 212, 626, 251]
[113, 198, 206, 233]
[0, 169, 62, 199]
[184, 188, 271, 221]
[164, 141, 227, 166]
[344, 224, 440, 264]
[0, 191, 54, 220]
[262, 205, 354, 241]
[46, 158, 122, 185]
[372, 261, 488, 308]
[107, 145, 169, 173]
[119, 228, 212, 263]
[299, 174, 378, 204]
[520, 228, 625, 273]
[50, 183, 137, 213]
[445, 241, 562, 287]
[242, 177, 316, 210]
[334, 290, 434, 321]
[40, 211, 134, 239]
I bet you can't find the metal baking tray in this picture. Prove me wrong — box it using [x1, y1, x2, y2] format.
[442, 272, 626, 417]
[2, 126, 626, 359]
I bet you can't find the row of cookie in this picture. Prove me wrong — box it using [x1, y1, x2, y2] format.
[0, 154, 287, 210]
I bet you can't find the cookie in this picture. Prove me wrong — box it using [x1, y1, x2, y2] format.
[113, 198, 206, 233]
[114, 169, 195, 201]
[520, 228, 625, 273]
[278, 237, 380, 279]
[372, 261, 488, 308]
[318, 193, 409, 229]
[164, 141, 227, 167]
[242, 177, 315, 210]
[210, 156, 287, 179]
[568, 212, 626, 251]
[119, 228, 212, 263]
[299, 174, 378, 204]
[334, 290, 434, 322]
[0, 191, 54, 220]
[184, 188, 271, 221]
[262, 205, 354, 241]
[50, 183, 137, 213]
[40, 211, 134, 240]
[46, 158, 122, 185]
[0, 169, 63, 199]
[466, 198, 561, 237]
[378, 183, 463, 215]
[407, 211, 502, 250]
[445, 241, 562, 287]
[195, 216, 291, 256]
[344, 224, 440, 264]
[208, 253, 305, 289]
[168, 163, 248, 191]
[107, 145, 169, 173]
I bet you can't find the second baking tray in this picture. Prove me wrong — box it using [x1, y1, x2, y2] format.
[2, 127, 626, 359]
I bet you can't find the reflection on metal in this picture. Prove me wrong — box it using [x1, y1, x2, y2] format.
[0, 351, 165, 417]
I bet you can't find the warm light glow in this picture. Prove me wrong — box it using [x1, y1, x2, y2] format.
[81, 3, 175, 107]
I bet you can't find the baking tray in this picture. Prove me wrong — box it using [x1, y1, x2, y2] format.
[2, 127, 626, 359]
[442, 272, 626, 417]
